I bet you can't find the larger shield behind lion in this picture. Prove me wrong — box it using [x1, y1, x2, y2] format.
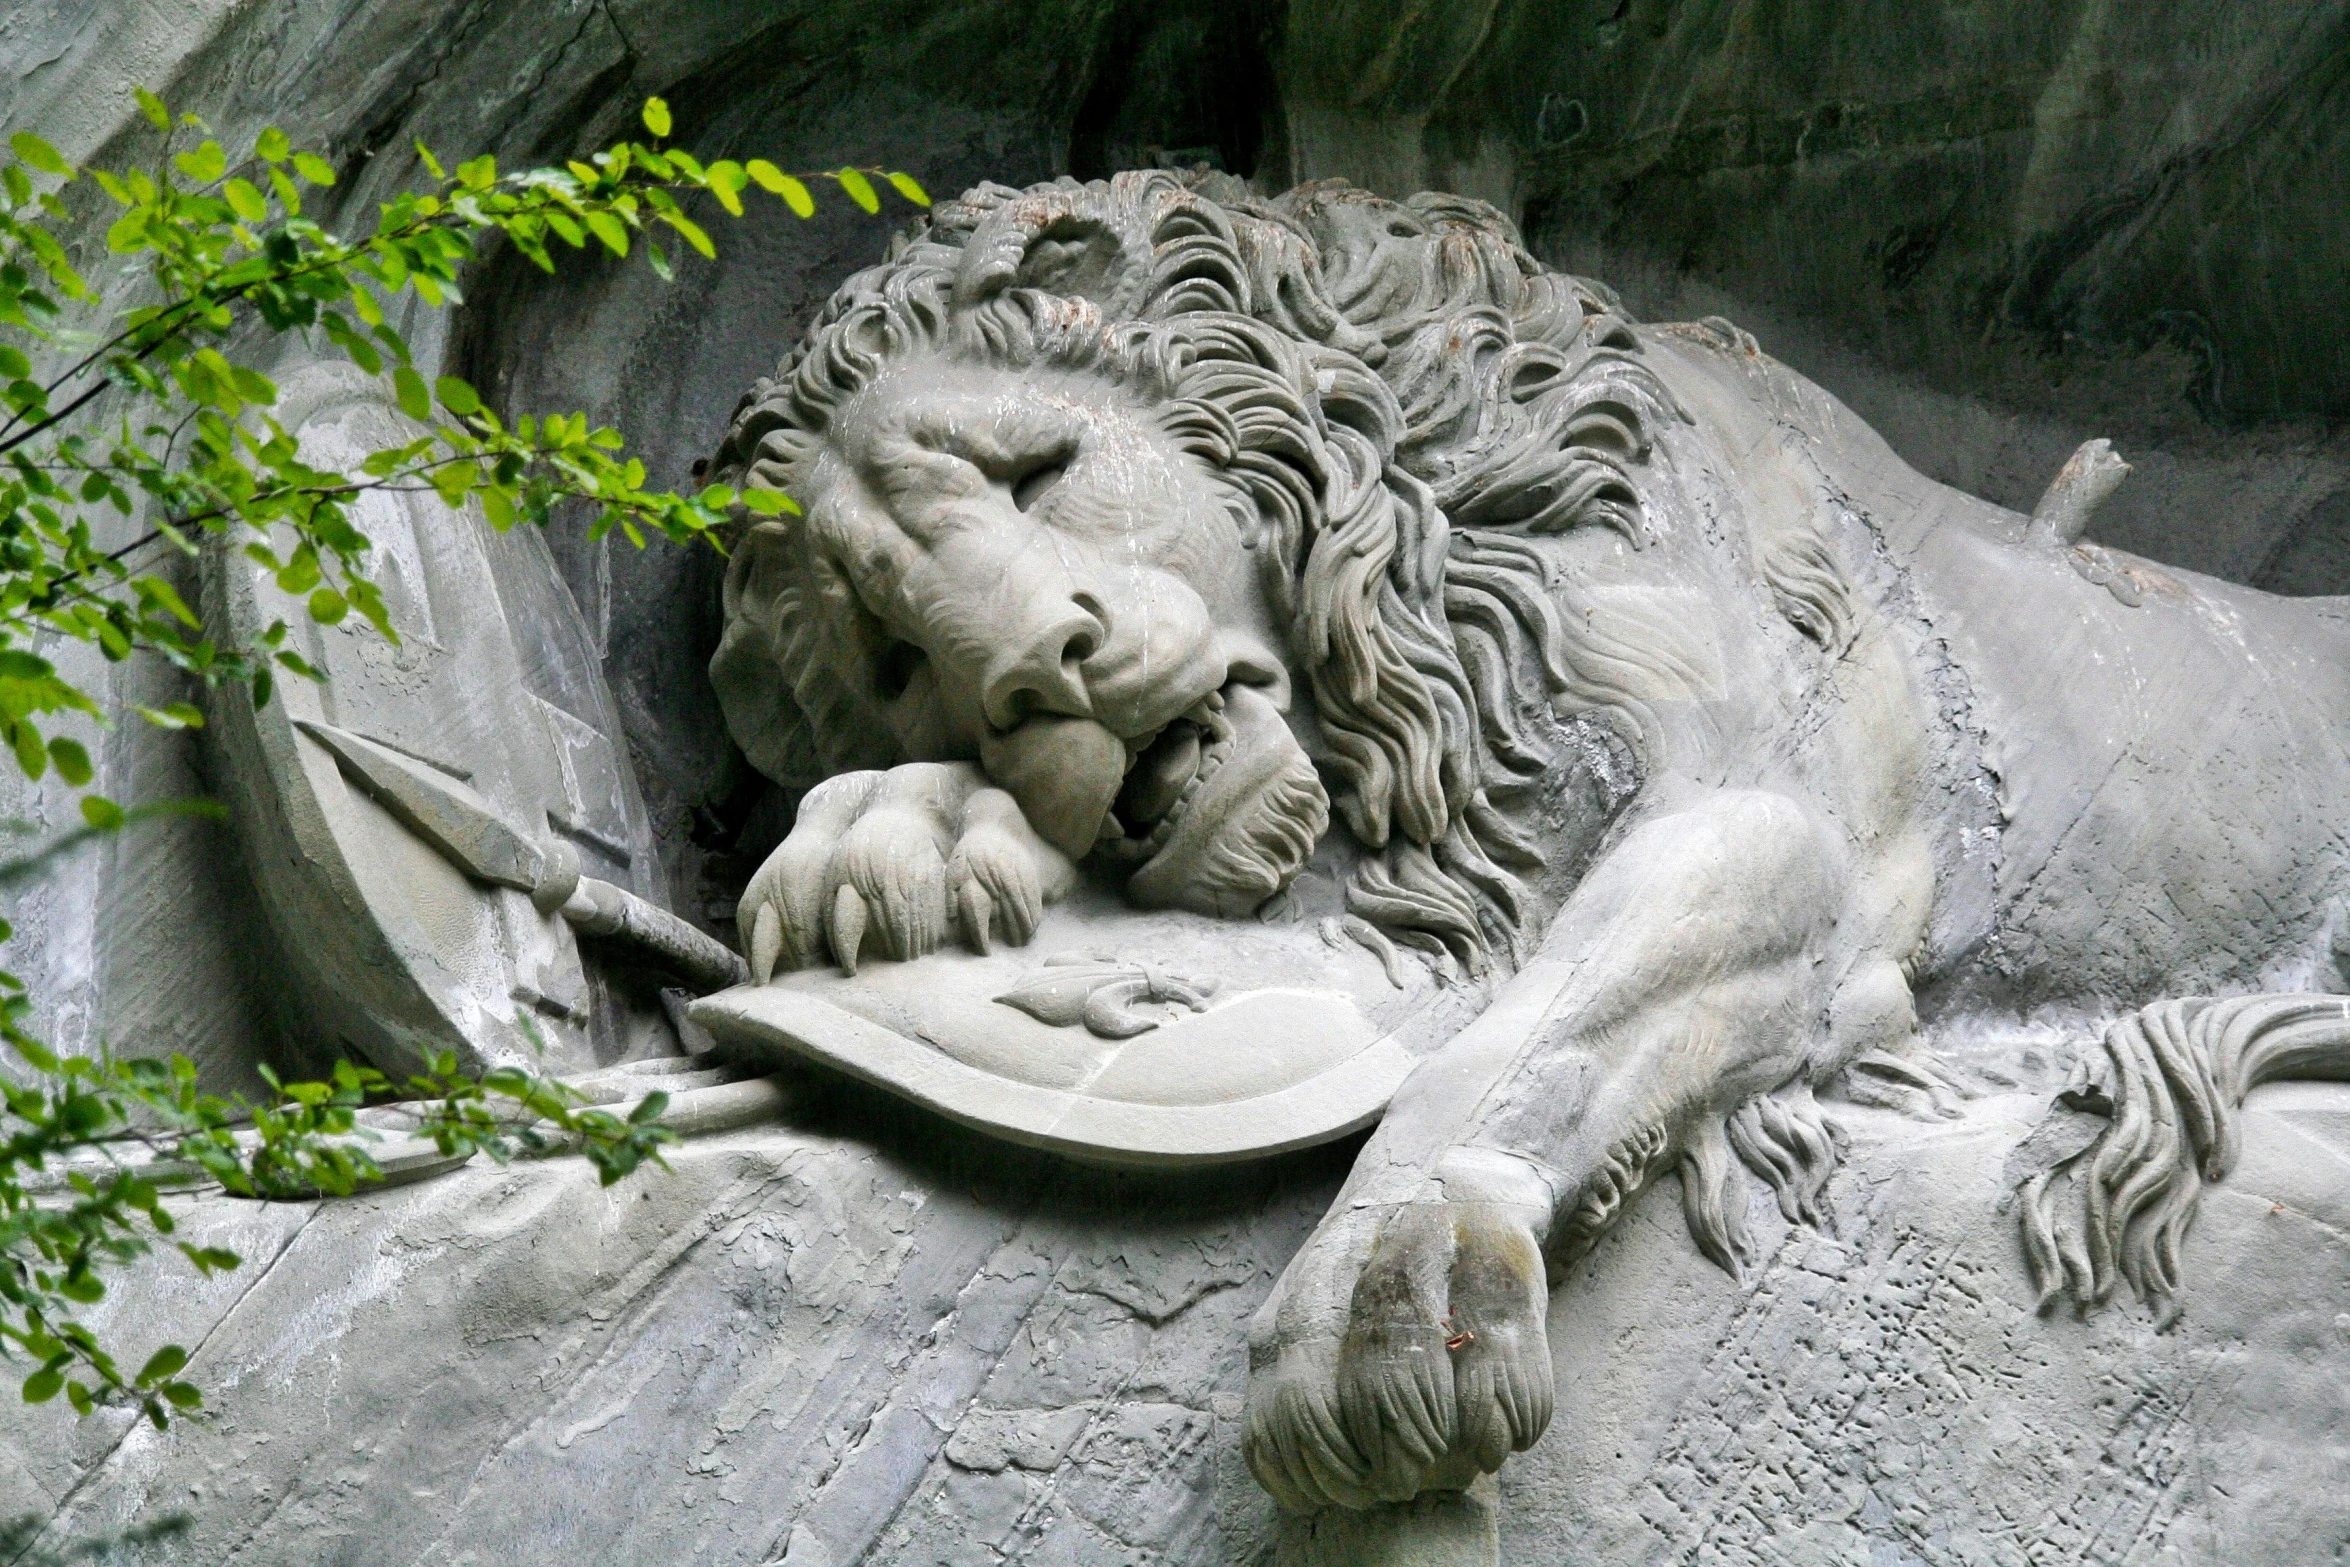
[205, 364, 662, 1077]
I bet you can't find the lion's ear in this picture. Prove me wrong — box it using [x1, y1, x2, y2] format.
[1014, 218, 1124, 300]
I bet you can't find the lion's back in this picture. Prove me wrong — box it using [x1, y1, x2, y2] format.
[1648, 327, 2350, 1008]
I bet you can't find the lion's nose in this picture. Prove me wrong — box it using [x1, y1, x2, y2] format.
[980, 597, 1105, 730]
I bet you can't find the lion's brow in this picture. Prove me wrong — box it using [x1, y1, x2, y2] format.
[897, 402, 1084, 472]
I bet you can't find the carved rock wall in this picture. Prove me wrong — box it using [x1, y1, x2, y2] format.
[2, 7, 2348, 1563]
[4, 1072, 2345, 1563]
[6, 1, 2348, 1081]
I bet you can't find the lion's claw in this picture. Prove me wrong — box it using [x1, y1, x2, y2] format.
[829, 883, 869, 974]
[1246, 1195, 1552, 1512]
[739, 761, 1074, 978]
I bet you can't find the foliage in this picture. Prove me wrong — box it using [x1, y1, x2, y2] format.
[0, 91, 927, 1431]
[1, 1037, 676, 1429]
[0, 1510, 189, 1564]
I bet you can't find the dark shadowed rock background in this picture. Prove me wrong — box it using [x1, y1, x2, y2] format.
[7, 0, 2346, 1003]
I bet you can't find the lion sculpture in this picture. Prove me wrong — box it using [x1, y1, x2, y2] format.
[705, 171, 2350, 1513]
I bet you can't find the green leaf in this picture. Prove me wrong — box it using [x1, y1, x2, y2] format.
[641, 97, 672, 138]
[21, 1369, 62, 1404]
[174, 140, 228, 184]
[886, 171, 931, 207]
[131, 703, 203, 730]
[835, 168, 879, 214]
[746, 160, 815, 218]
[645, 239, 672, 282]
[434, 375, 481, 416]
[135, 575, 200, 628]
[628, 1089, 670, 1125]
[456, 154, 496, 190]
[0, 344, 28, 379]
[583, 210, 628, 257]
[392, 365, 431, 423]
[292, 151, 336, 186]
[47, 736, 91, 786]
[161, 1381, 202, 1411]
[59, 1273, 104, 1304]
[706, 160, 746, 216]
[136, 1345, 189, 1385]
[480, 486, 515, 531]
[9, 132, 71, 177]
[662, 210, 716, 260]
[80, 795, 124, 831]
[178, 1243, 241, 1276]
[229, 365, 277, 406]
[255, 126, 290, 163]
[160, 702, 204, 729]
[135, 87, 171, 131]
[223, 176, 268, 222]
[8, 722, 45, 780]
[741, 487, 800, 516]
[308, 589, 349, 625]
[430, 463, 474, 509]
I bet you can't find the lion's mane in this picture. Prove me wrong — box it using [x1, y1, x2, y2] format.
[711, 171, 1685, 972]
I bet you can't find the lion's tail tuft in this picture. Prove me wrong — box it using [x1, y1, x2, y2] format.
[2021, 994, 2350, 1311]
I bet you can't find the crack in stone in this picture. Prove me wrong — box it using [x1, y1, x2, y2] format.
[6, 1201, 319, 1566]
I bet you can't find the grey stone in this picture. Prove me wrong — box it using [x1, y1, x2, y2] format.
[10, 0, 2349, 1098]
[687, 170, 2350, 1554]
[0, 1080, 2341, 1564]
[2, 5, 2349, 1565]
[203, 363, 673, 1076]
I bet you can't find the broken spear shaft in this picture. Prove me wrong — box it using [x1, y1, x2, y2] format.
[296, 721, 748, 994]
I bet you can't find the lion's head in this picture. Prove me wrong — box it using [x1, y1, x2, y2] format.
[711, 172, 1704, 968]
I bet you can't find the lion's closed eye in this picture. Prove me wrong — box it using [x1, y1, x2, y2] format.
[1011, 460, 1067, 512]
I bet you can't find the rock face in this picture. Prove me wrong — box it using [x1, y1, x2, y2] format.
[3, 6, 2349, 1566]
[5, 1072, 2345, 1564]
[11, 0, 2347, 1016]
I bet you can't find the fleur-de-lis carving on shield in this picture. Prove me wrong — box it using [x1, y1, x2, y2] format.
[993, 952, 1222, 1039]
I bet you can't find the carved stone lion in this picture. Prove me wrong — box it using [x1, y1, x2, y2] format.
[706, 172, 2350, 1513]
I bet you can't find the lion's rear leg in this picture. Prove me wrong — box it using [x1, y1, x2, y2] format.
[2020, 993, 2350, 1309]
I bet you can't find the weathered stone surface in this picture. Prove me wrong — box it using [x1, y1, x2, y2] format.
[1515, 1077, 2350, 1565]
[674, 164, 2350, 1537]
[1, 7, 2347, 1564]
[3, 1074, 2342, 1564]
[7, 0, 2349, 1091]
[1278, 0, 2350, 587]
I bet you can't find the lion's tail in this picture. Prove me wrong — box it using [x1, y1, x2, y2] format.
[2020, 993, 2350, 1310]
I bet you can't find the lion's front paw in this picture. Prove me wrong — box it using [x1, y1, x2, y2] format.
[1244, 1196, 1553, 1511]
[741, 762, 1075, 978]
